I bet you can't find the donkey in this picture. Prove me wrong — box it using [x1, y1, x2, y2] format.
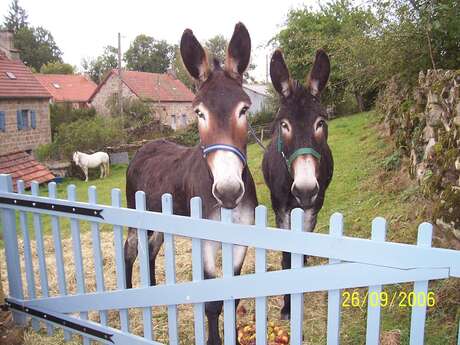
[262, 49, 333, 320]
[124, 23, 257, 345]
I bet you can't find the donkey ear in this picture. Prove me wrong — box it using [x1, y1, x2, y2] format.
[180, 29, 210, 82]
[225, 22, 251, 77]
[270, 49, 292, 98]
[306, 49, 330, 97]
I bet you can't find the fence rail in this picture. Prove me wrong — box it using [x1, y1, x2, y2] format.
[0, 173, 459, 345]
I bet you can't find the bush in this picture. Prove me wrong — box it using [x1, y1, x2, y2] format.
[50, 104, 97, 138]
[250, 107, 275, 126]
[168, 121, 199, 146]
[35, 143, 58, 161]
[53, 116, 124, 159]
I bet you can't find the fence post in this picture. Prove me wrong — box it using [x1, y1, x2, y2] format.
[365, 217, 387, 345]
[327, 212, 343, 345]
[290, 208, 304, 345]
[0, 174, 26, 325]
[409, 222, 432, 345]
[255, 205, 267, 345]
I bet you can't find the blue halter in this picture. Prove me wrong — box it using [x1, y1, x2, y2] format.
[201, 144, 247, 166]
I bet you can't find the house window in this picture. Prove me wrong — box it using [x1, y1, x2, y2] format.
[0, 111, 5, 132]
[181, 114, 187, 127]
[171, 114, 176, 130]
[17, 110, 37, 130]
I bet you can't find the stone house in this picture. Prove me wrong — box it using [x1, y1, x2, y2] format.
[90, 69, 195, 130]
[36, 74, 97, 108]
[0, 33, 52, 156]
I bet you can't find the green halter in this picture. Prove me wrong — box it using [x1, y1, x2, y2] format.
[277, 123, 321, 173]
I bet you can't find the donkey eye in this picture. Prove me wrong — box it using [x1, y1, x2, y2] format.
[281, 121, 289, 130]
[195, 109, 205, 118]
[239, 106, 249, 117]
[316, 120, 326, 130]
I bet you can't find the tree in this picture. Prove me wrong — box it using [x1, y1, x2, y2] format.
[204, 34, 256, 82]
[3, 0, 28, 33]
[14, 26, 63, 71]
[205, 35, 227, 63]
[171, 46, 195, 91]
[124, 34, 173, 73]
[40, 61, 75, 74]
[275, 0, 380, 111]
[82, 45, 118, 83]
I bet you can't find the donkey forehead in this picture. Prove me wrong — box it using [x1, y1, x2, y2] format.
[280, 92, 324, 124]
[193, 72, 250, 114]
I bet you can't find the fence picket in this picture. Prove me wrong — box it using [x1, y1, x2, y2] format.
[88, 186, 108, 326]
[31, 181, 53, 335]
[111, 188, 130, 332]
[0, 175, 25, 325]
[290, 208, 304, 345]
[365, 217, 387, 345]
[191, 197, 205, 345]
[221, 208, 236, 345]
[409, 223, 432, 345]
[327, 212, 343, 345]
[162, 194, 179, 345]
[135, 191, 154, 340]
[255, 206, 267, 345]
[48, 182, 71, 341]
[16, 180, 39, 330]
[67, 185, 90, 345]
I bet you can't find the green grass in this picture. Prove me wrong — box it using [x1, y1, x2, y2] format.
[1, 111, 459, 344]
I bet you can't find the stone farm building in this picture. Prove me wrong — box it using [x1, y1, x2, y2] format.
[0, 45, 52, 156]
[36, 73, 97, 108]
[90, 70, 195, 130]
[243, 84, 269, 114]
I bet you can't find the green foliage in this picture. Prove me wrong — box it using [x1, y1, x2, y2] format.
[205, 34, 227, 63]
[53, 116, 123, 159]
[2, 0, 28, 33]
[171, 46, 195, 92]
[273, 0, 460, 112]
[382, 149, 402, 171]
[124, 34, 173, 73]
[81, 46, 118, 83]
[167, 121, 199, 147]
[40, 61, 75, 74]
[13, 26, 62, 71]
[50, 103, 96, 138]
[106, 95, 153, 128]
[35, 143, 58, 161]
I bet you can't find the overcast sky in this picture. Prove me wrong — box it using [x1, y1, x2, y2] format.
[0, 0, 320, 82]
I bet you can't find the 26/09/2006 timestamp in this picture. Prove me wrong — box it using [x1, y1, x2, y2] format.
[342, 290, 436, 308]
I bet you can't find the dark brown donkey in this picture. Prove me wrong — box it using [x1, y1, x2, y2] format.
[262, 49, 333, 320]
[124, 23, 258, 345]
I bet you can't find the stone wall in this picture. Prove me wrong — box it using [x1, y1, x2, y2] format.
[377, 70, 460, 239]
[0, 98, 52, 155]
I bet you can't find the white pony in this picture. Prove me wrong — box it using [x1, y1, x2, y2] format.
[73, 151, 110, 182]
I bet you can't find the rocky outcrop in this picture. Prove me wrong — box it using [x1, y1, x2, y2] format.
[377, 70, 460, 239]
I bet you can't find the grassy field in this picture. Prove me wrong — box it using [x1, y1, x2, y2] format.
[1, 111, 459, 344]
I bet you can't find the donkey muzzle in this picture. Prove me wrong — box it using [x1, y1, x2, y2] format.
[291, 155, 319, 207]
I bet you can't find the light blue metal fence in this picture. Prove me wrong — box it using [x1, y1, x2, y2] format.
[0, 173, 459, 345]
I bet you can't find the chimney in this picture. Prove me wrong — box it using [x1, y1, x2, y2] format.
[0, 31, 20, 60]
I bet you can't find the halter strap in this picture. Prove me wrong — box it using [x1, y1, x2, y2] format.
[201, 144, 247, 166]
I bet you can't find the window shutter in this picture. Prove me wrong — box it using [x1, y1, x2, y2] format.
[16, 110, 22, 130]
[0, 111, 5, 132]
[30, 111, 36, 129]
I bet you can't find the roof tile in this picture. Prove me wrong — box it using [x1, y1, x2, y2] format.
[36, 74, 97, 102]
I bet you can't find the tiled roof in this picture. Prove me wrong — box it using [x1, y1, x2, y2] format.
[90, 70, 194, 102]
[36, 74, 97, 102]
[0, 56, 52, 99]
[0, 151, 55, 191]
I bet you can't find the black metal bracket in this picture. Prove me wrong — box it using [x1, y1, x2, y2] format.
[3, 299, 114, 343]
[0, 196, 104, 219]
